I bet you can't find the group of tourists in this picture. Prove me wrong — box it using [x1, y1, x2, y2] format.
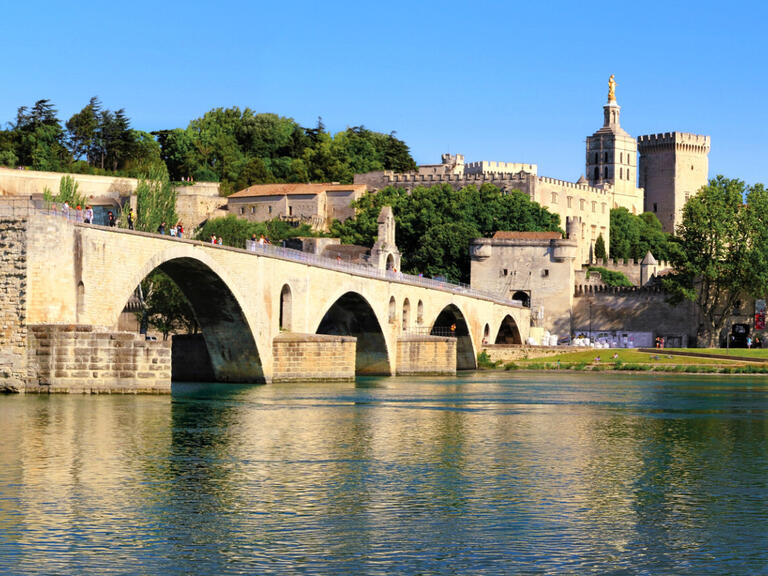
[210, 234, 224, 245]
[157, 221, 185, 238]
[60, 202, 94, 224]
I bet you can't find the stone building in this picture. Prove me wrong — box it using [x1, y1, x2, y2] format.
[356, 77, 709, 265]
[226, 182, 367, 231]
[469, 219, 581, 336]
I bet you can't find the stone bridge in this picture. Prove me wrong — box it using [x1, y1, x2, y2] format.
[4, 211, 529, 392]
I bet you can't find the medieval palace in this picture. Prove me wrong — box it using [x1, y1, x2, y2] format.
[355, 76, 711, 264]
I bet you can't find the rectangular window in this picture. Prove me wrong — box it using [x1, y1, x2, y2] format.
[542, 269, 549, 277]
[653, 203, 658, 212]
[567, 196, 573, 208]
[239, 207, 244, 215]
[251, 206, 255, 214]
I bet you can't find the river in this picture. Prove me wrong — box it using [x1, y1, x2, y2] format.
[1, 372, 768, 574]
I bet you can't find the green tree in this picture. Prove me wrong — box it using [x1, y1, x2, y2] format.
[66, 97, 101, 163]
[12, 99, 70, 170]
[331, 183, 561, 283]
[194, 214, 322, 247]
[138, 270, 198, 340]
[43, 175, 88, 208]
[133, 166, 178, 233]
[609, 207, 641, 260]
[594, 234, 606, 260]
[663, 176, 759, 347]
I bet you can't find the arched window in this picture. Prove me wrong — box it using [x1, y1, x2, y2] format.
[280, 284, 292, 331]
[77, 281, 85, 321]
[593, 167, 599, 181]
[388, 296, 396, 323]
[417, 300, 424, 324]
[402, 298, 410, 331]
[603, 166, 608, 179]
[483, 324, 490, 344]
[619, 167, 623, 179]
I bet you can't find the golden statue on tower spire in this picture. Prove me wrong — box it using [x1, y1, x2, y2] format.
[608, 74, 617, 103]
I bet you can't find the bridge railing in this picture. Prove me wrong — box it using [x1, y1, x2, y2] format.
[243, 240, 520, 306]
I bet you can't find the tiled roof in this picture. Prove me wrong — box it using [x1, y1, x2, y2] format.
[228, 183, 367, 198]
[492, 231, 562, 240]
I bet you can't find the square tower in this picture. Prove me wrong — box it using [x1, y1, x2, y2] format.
[637, 132, 710, 233]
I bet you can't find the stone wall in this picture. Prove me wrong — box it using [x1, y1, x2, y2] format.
[396, 336, 456, 375]
[272, 333, 356, 382]
[27, 325, 171, 393]
[572, 291, 697, 343]
[483, 345, 565, 363]
[0, 217, 28, 391]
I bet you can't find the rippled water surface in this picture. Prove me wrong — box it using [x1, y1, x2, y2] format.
[2, 372, 768, 574]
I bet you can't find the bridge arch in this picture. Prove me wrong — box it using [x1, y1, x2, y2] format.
[315, 291, 391, 375]
[110, 247, 264, 383]
[430, 303, 476, 370]
[495, 314, 522, 345]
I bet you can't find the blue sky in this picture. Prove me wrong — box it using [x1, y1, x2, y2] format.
[2, 0, 765, 183]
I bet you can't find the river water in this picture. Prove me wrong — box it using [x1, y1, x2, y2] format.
[2, 372, 768, 575]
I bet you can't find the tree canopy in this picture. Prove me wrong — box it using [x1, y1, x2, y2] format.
[609, 208, 671, 261]
[663, 176, 768, 346]
[330, 183, 562, 283]
[1, 100, 416, 192]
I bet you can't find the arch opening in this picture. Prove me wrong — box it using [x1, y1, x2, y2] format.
[386, 254, 395, 270]
[431, 304, 475, 370]
[388, 296, 396, 324]
[316, 291, 390, 375]
[280, 284, 292, 331]
[123, 257, 263, 383]
[402, 298, 410, 331]
[495, 314, 522, 345]
[417, 300, 424, 325]
[512, 290, 530, 308]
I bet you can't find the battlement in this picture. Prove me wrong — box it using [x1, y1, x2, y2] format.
[538, 176, 610, 196]
[464, 161, 537, 176]
[386, 171, 535, 185]
[637, 132, 711, 151]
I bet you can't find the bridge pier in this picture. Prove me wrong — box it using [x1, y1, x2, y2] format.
[272, 333, 356, 382]
[396, 335, 456, 375]
[26, 325, 171, 393]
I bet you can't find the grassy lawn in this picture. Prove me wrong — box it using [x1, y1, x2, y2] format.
[490, 347, 768, 374]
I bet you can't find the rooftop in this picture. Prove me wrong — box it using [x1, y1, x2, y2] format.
[229, 183, 367, 198]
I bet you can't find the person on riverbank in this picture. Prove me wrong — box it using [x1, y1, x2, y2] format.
[127, 209, 135, 230]
[157, 221, 166, 235]
[107, 211, 115, 227]
[84, 206, 93, 224]
[176, 222, 183, 238]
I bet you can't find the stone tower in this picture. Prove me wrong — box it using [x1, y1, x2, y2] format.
[586, 76, 643, 214]
[637, 132, 711, 234]
[369, 206, 402, 271]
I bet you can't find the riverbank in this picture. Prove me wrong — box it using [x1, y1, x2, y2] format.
[480, 347, 768, 374]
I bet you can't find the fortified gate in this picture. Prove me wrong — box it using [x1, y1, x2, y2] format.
[0, 207, 528, 393]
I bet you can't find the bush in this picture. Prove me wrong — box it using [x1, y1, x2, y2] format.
[586, 266, 633, 287]
[477, 351, 500, 369]
[503, 362, 519, 370]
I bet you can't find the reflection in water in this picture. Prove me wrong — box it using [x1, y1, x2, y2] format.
[1, 374, 768, 574]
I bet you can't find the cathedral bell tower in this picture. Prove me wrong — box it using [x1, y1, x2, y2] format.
[586, 75, 639, 203]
